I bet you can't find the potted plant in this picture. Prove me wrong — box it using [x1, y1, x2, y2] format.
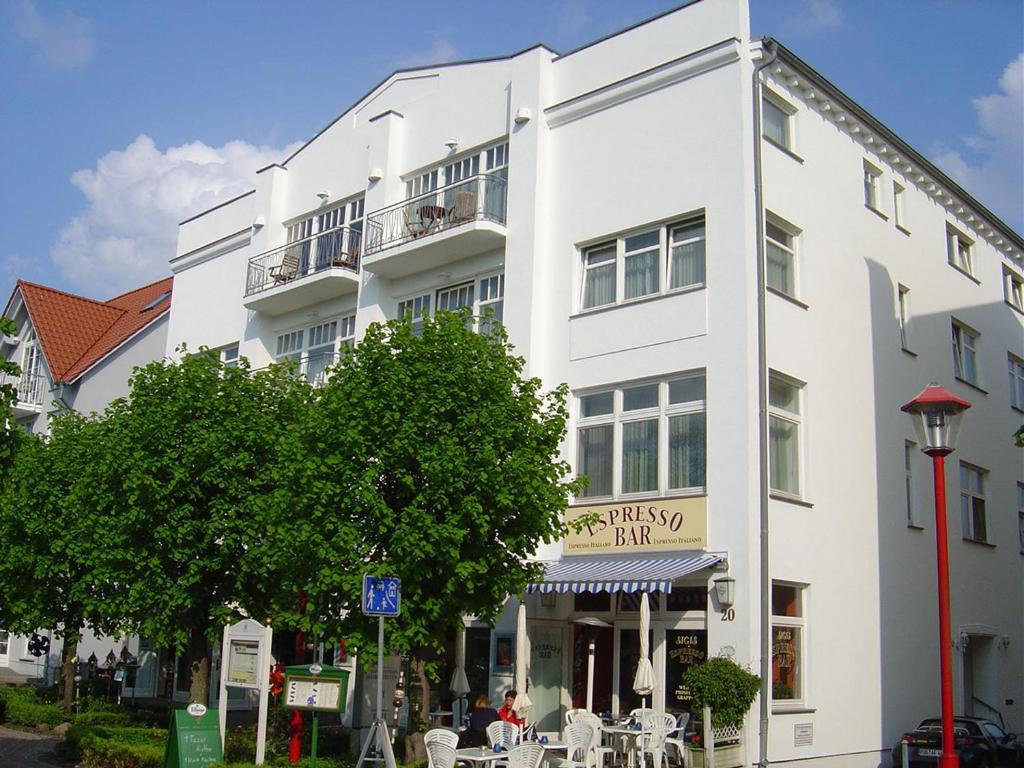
[680, 657, 760, 768]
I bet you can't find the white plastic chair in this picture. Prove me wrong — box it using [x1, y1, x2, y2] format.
[571, 711, 616, 768]
[635, 728, 669, 768]
[663, 713, 690, 768]
[425, 728, 460, 750]
[565, 707, 590, 725]
[629, 708, 658, 723]
[551, 721, 595, 768]
[506, 743, 546, 768]
[426, 741, 457, 768]
[488, 719, 520, 751]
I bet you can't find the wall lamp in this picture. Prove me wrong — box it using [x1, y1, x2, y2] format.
[714, 576, 736, 608]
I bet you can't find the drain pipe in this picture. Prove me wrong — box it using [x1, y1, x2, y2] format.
[752, 37, 778, 768]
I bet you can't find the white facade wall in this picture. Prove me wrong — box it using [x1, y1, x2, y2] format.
[166, 0, 1023, 763]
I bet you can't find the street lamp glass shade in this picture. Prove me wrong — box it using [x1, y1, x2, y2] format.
[714, 577, 736, 607]
[901, 384, 970, 455]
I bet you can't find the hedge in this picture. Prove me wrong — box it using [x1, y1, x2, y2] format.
[64, 723, 166, 768]
[0, 685, 66, 728]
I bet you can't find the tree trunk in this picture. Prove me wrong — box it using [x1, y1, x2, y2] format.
[410, 656, 431, 732]
[187, 628, 210, 706]
[404, 731, 427, 765]
[61, 637, 79, 713]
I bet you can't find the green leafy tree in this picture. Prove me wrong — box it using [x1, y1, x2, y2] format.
[0, 316, 24, 468]
[259, 311, 581, 716]
[681, 656, 761, 729]
[92, 349, 312, 704]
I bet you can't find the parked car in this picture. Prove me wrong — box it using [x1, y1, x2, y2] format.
[892, 717, 1023, 767]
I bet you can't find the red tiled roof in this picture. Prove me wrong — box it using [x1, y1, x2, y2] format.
[13, 277, 173, 383]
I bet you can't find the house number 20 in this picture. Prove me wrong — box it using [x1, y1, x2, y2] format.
[721, 608, 736, 621]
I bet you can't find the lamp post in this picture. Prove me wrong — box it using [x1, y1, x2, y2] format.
[902, 383, 971, 768]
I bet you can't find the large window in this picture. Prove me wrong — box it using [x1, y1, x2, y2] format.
[406, 140, 508, 198]
[1009, 355, 1024, 411]
[769, 374, 802, 497]
[580, 215, 706, 310]
[960, 462, 988, 544]
[946, 224, 974, 277]
[399, 273, 505, 335]
[275, 316, 354, 386]
[576, 373, 706, 500]
[285, 195, 365, 271]
[771, 583, 804, 703]
[765, 217, 798, 299]
[951, 321, 980, 386]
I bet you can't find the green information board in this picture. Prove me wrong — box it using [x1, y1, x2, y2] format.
[164, 709, 223, 768]
[283, 664, 350, 713]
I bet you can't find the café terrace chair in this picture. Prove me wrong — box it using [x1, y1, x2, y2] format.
[426, 741, 457, 768]
[634, 728, 670, 768]
[663, 713, 690, 768]
[425, 728, 460, 750]
[571, 711, 615, 768]
[506, 743, 546, 768]
[565, 708, 589, 725]
[487, 720, 520, 751]
[550, 721, 595, 768]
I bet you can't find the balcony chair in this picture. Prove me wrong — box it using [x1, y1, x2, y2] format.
[449, 190, 477, 223]
[269, 250, 301, 284]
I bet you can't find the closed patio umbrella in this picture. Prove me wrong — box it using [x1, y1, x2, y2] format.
[512, 600, 532, 724]
[633, 591, 655, 760]
[449, 625, 470, 724]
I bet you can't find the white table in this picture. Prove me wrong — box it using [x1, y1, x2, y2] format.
[456, 748, 508, 764]
[603, 726, 643, 768]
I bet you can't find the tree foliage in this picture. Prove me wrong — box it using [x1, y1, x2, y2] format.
[0, 316, 24, 469]
[261, 311, 581, 659]
[681, 656, 761, 728]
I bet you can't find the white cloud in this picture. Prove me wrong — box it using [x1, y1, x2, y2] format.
[12, 0, 95, 70]
[51, 135, 301, 297]
[779, 0, 842, 37]
[391, 36, 461, 70]
[933, 53, 1024, 232]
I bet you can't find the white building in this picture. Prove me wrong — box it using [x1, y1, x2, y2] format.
[165, 0, 1024, 764]
[0, 277, 173, 689]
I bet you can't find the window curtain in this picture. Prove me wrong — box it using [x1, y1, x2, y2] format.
[622, 419, 658, 493]
[769, 415, 798, 493]
[624, 251, 658, 299]
[669, 412, 706, 489]
[584, 263, 616, 308]
[766, 242, 791, 294]
[670, 236, 705, 288]
[578, 425, 613, 497]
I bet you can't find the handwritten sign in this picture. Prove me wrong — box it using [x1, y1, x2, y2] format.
[163, 708, 222, 768]
[564, 497, 707, 554]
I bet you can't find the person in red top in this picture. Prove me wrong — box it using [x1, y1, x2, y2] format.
[497, 690, 526, 728]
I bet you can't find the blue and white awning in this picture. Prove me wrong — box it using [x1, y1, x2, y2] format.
[526, 553, 723, 594]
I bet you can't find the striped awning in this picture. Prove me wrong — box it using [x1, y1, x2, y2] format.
[526, 553, 724, 594]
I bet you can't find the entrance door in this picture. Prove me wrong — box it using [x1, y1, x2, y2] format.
[963, 634, 998, 718]
[529, 623, 564, 733]
[572, 624, 612, 713]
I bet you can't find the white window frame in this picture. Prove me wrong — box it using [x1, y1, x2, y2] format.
[579, 213, 706, 311]
[897, 284, 913, 352]
[398, 294, 432, 335]
[575, 373, 707, 502]
[863, 160, 883, 213]
[398, 272, 505, 335]
[1004, 266, 1024, 313]
[951, 320, 980, 387]
[405, 140, 509, 198]
[339, 315, 357, 350]
[765, 214, 800, 300]
[762, 91, 796, 152]
[219, 343, 240, 368]
[0, 629, 8, 657]
[946, 224, 974, 277]
[275, 317, 349, 385]
[768, 372, 803, 498]
[959, 462, 989, 544]
[771, 581, 806, 707]
[1009, 354, 1024, 411]
[893, 181, 907, 231]
[905, 440, 922, 528]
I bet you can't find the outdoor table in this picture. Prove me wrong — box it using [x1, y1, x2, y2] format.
[456, 747, 509, 764]
[603, 726, 643, 768]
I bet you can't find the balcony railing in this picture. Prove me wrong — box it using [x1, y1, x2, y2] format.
[363, 172, 507, 256]
[245, 225, 361, 297]
[256, 350, 346, 388]
[2, 371, 44, 407]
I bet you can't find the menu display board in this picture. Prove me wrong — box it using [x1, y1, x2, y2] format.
[284, 674, 345, 712]
[226, 639, 260, 688]
[665, 629, 707, 711]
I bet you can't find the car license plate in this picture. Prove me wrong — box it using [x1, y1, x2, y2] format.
[918, 748, 942, 757]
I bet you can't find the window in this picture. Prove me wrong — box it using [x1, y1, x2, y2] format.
[946, 225, 974, 276]
[398, 294, 431, 335]
[897, 285, 913, 352]
[763, 95, 793, 150]
[769, 374, 802, 497]
[399, 273, 505, 336]
[1010, 355, 1024, 411]
[766, 217, 798, 299]
[276, 330, 304, 362]
[220, 343, 240, 368]
[1017, 482, 1024, 555]
[339, 315, 356, 350]
[478, 274, 505, 335]
[771, 583, 804, 703]
[406, 140, 508, 198]
[960, 463, 988, 543]
[951, 321, 980, 386]
[0, 630, 8, 656]
[580, 214, 706, 310]
[275, 317, 349, 386]
[893, 182, 907, 230]
[576, 373, 706, 500]
[863, 161, 882, 212]
[286, 195, 365, 271]
[905, 441, 922, 528]
[1004, 267, 1024, 312]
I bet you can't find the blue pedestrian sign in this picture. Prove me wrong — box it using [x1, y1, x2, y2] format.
[362, 575, 401, 617]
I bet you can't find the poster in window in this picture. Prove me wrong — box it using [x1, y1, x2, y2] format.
[494, 635, 514, 671]
[665, 629, 707, 711]
[771, 626, 800, 699]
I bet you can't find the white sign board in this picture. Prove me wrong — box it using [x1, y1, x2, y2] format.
[285, 676, 344, 712]
[218, 619, 273, 765]
[227, 639, 260, 688]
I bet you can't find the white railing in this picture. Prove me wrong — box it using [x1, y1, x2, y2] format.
[2, 371, 44, 407]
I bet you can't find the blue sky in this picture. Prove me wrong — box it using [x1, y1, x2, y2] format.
[1, 0, 1021, 298]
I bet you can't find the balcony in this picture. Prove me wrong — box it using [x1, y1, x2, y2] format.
[256, 351, 343, 388]
[2, 371, 45, 416]
[243, 226, 362, 316]
[362, 173, 507, 279]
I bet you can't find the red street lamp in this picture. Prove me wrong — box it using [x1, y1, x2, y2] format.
[902, 383, 971, 768]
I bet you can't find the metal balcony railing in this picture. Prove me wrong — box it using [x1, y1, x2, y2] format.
[363, 172, 507, 256]
[245, 225, 362, 297]
[2, 371, 44, 407]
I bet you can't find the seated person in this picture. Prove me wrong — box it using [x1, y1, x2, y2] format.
[497, 690, 526, 729]
[458, 694, 499, 748]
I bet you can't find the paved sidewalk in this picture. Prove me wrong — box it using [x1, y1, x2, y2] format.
[0, 726, 64, 768]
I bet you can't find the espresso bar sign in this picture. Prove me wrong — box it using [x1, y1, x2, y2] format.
[565, 497, 707, 554]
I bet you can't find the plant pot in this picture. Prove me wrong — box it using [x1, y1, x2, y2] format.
[684, 742, 744, 768]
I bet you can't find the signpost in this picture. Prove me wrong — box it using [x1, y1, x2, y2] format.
[217, 619, 273, 765]
[164, 704, 223, 768]
[355, 575, 401, 768]
[282, 664, 350, 767]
